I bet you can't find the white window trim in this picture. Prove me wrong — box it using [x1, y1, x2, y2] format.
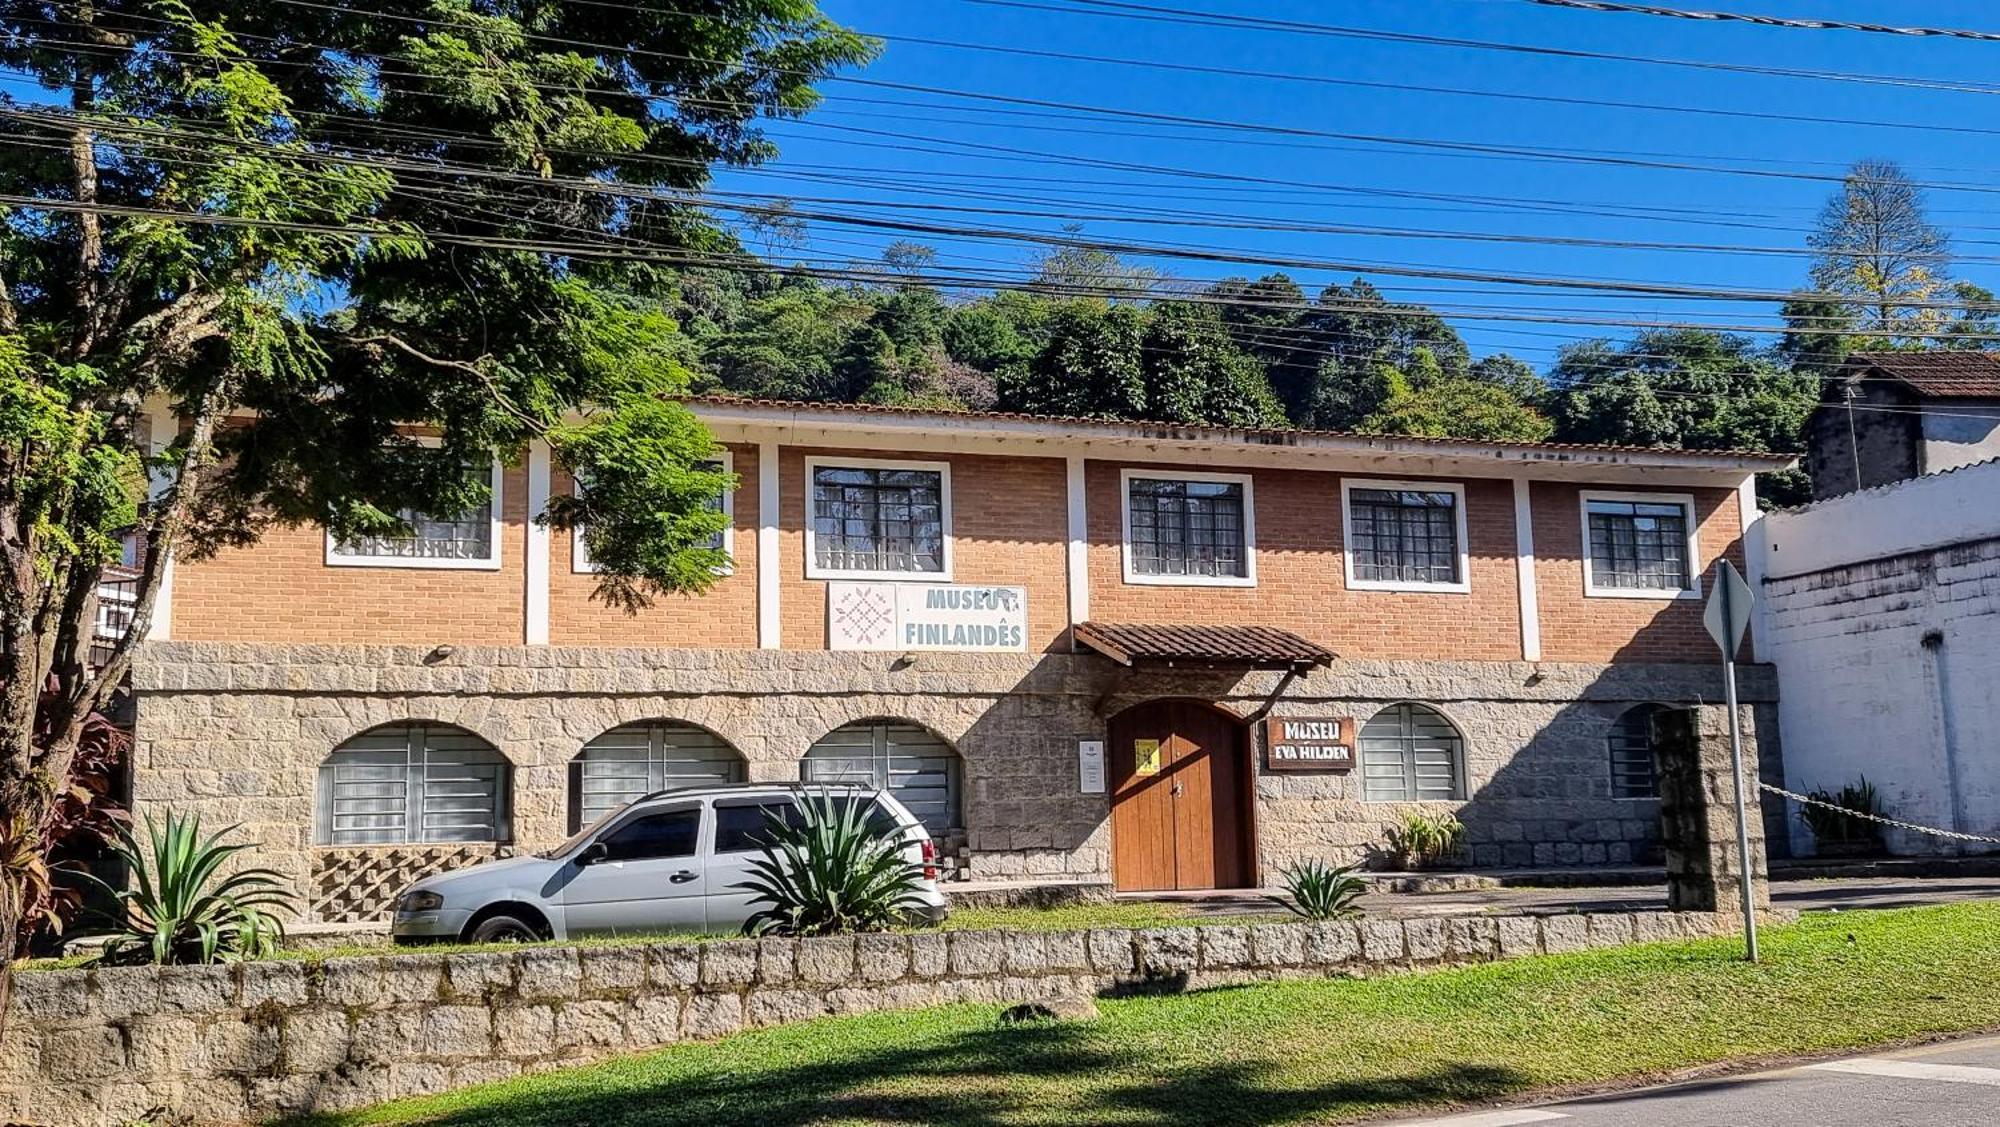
[325, 441, 504, 571]
[1578, 489, 1703, 600]
[1119, 468, 1258, 588]
[803, 455, 954, 583]
[572, 451, 735, 576]
[1340, 478, 1472, 595]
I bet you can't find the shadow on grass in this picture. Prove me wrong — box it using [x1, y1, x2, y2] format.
[298, 1021, 1529, 1127]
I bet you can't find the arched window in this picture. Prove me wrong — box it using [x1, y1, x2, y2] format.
[1609, 704, 1671, 800]
[570, 722, 746, 832]
[802, 721, 962, 836]
[1359, 703, 1465, 802]
[316, 723, 511, 846]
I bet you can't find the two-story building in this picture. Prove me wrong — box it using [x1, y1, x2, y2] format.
[129, 397, 1792, 921]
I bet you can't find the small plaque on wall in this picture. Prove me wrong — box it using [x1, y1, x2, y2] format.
[1262, 716, 1356, 772]
[1077, 740, 1106, 794]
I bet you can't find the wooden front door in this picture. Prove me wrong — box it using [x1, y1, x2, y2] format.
[1109, 701, 1251, 892]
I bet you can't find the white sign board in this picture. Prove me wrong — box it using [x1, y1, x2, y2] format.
[828, 582, 1028, 652]
[1077, 740, 1106, 794]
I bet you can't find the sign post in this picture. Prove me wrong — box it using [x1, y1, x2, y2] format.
[1703, 558, 1759, 963]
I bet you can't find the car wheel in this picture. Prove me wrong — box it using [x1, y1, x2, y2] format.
[467, 914, 543, 944]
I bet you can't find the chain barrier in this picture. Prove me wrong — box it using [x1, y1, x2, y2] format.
[1758, 782, 2000, 847]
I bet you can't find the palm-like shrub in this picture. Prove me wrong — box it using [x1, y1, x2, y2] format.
[735, 790, 927, 937]
[1386, 811, 1466, 870]
[1277, 859, 1367, 920]
[80, 810, 294, 965]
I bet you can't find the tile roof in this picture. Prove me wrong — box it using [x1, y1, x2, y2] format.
[684, 395, 1798, 465]
[1848, 351, 2000, 399]
[1073, 621, 1335, 669]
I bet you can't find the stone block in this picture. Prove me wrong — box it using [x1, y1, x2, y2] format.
[580, 946, 649, 994]
[647, 943, 702, 989]
[379, 955, 446, 1003]
[1495, 916, 1541, 958]
[1136, 928, 1200, 976]
[1249, 924, 1306, 968]
[1630, 912, 1681, 944]
[626, 994, 683, 1046]
[281, 1008, 354, 1073]
[240, 960, 310, 1008]
[858, 934, 912, 982]
[1360, 920, 1407, 962]
[516, 948, 583, 1002]
[950, 930, 1008, 976]
[203, 1016, 284, 1074]
[1540, 914, 1591, 954]
[1586, 913, 1636, 949]
[757, 938, 798, 985]
[159, 963, 237, 1011]
[318, 957, 386, 1007]
[419, 1005, 495, 1060]
[351, 1007, 425, 1065]
[387, 1062, 453, 1101]
[748, 989, 828, 1027]
[797, 936, 858, 985]
[1304, 921, 1361, 966]
[126, 1016, 203, 1076]
[1198, 925, 1251, 969]
[92, 965, 163, 1019]
[445, 952, 517, 1001]
[1002, 931, 1049, 975]
[684, 992, 745, 1039]
[1404, 919, 1447, 962]
[1044, 930, 1090, 972]
[450, 1059, 522, 1088]
[908, 932, 949, 978]
[1444, 917, 1499, 960]
[699, 941, 760, 989]
[554, 999, 628, 1053]
[494, 1005, 557, 1057]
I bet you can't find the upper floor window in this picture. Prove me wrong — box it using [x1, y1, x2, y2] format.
[805, 458, 951, 580]
[1121, 470, 1255, 587]
[572, 453, 733, 574]
[1580, 491, 1700, 598]
[1342, 480, 1470, 593]
[326, 447, 502, 571]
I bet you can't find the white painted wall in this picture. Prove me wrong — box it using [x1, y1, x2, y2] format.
[1760, 459, 2000, 857]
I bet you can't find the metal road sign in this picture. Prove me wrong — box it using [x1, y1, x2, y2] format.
[1704, 558, 1754, 660]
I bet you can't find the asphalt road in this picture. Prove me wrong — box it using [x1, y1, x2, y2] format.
[1383, 1035, 2000, 1127]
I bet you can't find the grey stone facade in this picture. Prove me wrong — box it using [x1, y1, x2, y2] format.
[131, 642, 1781, 916]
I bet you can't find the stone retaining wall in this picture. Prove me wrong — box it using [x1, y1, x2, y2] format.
[3, 910, 1732, 1126]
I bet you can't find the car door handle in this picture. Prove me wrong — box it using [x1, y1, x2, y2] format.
[668, 871, 698, 884]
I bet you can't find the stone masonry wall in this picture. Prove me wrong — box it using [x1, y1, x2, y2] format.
[1, 910, 1734, 1126]
[131, 643, 1781, 919]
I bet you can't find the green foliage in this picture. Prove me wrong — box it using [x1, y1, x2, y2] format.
[79, 810, 293, 965]
[1000, 299, 1147, 418]
[1801, 777, 1884, 849]
[735, 791, 928, 937]
[1808, 160, 1954, 346]
[1362, 376, 1555, 442]
[1385, 811, 1466, 871]
[1276, 859, 1367, 920]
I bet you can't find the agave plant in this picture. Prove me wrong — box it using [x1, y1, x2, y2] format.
[79, 810, 294, 965]
[735, 790, 927, 937]
[1276, 859, 1367, 920]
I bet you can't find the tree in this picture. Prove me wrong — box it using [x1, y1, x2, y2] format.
[1468, 353, 1548, 409]
[1808, 159, 1954, 345]
[1292, 279, 1471, 429]
[998, 299, 1147, 418]
[1029, 225, 1162, 301]
[1362, 378, 1554, 443]
[0, 2, 869, 977]
[1137, 301, 1286, 427]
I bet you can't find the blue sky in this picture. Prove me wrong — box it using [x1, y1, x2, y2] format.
[713, 0, 2000, 364]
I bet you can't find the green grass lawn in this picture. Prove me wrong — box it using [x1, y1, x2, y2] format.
[298, 902, 2000, 1127]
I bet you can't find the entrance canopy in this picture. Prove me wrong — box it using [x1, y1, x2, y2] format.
[1074, 621, 1334, 671]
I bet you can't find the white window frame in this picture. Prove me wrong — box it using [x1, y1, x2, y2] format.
[1119, 468, 1258, 588]
[1340, 478, 1472, 594]
[1578, 489, 1703, 600]
[572, 451, 734, 575]
[324, 439, 504, 571]
[803, 455, 954, 582]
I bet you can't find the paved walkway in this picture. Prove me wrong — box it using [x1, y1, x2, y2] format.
[1374, 1034, 2000, 1126]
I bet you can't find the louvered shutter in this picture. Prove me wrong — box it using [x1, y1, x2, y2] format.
[1359, 704, 1465, 802]
[803, 722, 960, 836]
[571, 723, 745, 831]
[317, 724, 511, 845]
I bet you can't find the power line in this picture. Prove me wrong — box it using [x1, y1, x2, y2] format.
[1528, 1, 2000, 42]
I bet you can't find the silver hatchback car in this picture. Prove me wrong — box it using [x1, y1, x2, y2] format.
[390, 783, 950, 943]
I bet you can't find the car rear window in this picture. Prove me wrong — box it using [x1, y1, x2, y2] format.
[712, 796, 902, 853]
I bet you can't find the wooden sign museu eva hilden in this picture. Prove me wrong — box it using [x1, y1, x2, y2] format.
[1261, 715, 1356, 772]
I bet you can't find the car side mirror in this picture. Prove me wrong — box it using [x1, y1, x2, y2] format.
[578, 841, 609, 866]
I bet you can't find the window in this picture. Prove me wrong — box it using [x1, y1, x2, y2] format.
[1359, 703, 1466, 802]
[802, 721, 962, 836]
[572, 454, 733, 574]
[1580, 491, 1701, 598]
[713, 799, 802, 854]
[326, 450, 503, 570]
[597, 807, 700, 862]
[316, 723, 511, 845]
[1121, 471, 1255, 586]
[805, 458, 951, 580]
[568, 722, 747, 833]
[1342, 480, 1470, 593]
[1609, 704, 1674, 800]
